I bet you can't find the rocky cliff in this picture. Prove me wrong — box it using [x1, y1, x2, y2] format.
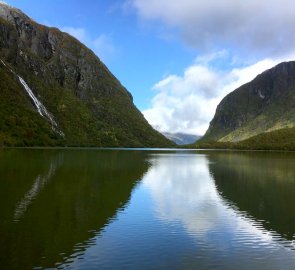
[203, 61, 295, 142]
[0, 3, 173, 147]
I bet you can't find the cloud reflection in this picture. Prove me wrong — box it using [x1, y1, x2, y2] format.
[143, 154, 219, 235]
[142, 153, 294, 248]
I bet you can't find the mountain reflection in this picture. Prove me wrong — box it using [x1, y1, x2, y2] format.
[13, 154, 64, 222]
[1, 150, 295, 269]
[142, 152, 295, 266]
[208, 151, 295, 240]
[0, 149, 149, 269]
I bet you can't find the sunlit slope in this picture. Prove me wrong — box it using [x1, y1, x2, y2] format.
[202, 61, 295, 143]
[196, 127, 295, 150]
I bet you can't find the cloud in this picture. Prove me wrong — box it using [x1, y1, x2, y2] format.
[143, 54, 292, 135]
[142, 153, 281, 249]
[61, 27, 116, 63]
[61, 27, 88, 44]
[143, 155, 220, 234]
[93, 34, 117, 62]
[129, 0, 295, 58]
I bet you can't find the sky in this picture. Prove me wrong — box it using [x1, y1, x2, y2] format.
[4, 0, 295, 135]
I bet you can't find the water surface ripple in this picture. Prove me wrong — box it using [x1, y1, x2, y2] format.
[0, 149, 295, 269]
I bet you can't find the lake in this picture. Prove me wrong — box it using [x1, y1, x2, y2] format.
[1, 148, 295, 269]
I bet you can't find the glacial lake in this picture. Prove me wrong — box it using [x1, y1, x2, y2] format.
[1, 149, 295, 269]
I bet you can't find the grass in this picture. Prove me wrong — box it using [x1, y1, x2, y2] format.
[0, 16, 174, 148]
[193, 127, 295, 151]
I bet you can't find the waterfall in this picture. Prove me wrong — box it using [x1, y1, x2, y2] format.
[17, 76, 64, 136]
[0, 59, 64, 137]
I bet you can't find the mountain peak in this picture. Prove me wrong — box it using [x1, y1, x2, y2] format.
[202, 60, 295, 142]
[0, 1, 9, 6]
[0, 1, 31, 24]
[0, 4, 174, 147]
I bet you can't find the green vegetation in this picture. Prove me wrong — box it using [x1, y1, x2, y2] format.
[219, 84, 295, 142]
[0, 6, 174, 148]
[0, 149, 150, 269]
[0, 66, 64, 147]
[208, 151, 295, 239]
[194, 127, 295, 151]
[0, 62, 173, 147]
[203, 61, 295, 142]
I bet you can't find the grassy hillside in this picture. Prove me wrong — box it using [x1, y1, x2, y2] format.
[0, 65, 64, 146]
[203, 61, 295, 142]
[220, 84, 295, 142]
[0, 61, 173, 147]
[194, 127, 295, 151]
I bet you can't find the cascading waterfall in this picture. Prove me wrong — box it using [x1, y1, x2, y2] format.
[0, 59, 64, 137]
[17, 76, 64, 136]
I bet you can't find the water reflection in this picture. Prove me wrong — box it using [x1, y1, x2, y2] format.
[142, 152, 295, 268]
[14, 154, 64, 222]
[143, 153, 219, 235]
[208, 152, 295, 241]
[1, 150, 295, 269]
[64, 151, 295, 269]
[0, 149, 149, 269]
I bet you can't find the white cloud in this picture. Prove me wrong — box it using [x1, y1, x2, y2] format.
[61, 27, 88, 44]
[142, 153, 284, 250]
[128, 1, 295, 135]
[143, 54, 293, 135]
[61, 27, 117, 63]
[93, 34, 116, 62]
[129, 0, 295, 58]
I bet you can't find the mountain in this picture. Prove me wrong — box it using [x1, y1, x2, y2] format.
[0, 3, 174, 147]
[202, 61, 295, 143]
[162, 132, 200, 145]
[196, 127, 295, 151]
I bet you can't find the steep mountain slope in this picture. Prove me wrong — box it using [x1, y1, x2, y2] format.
[203, 61, 295, 142]
[0, 3, 174, 147]
[0, 61, 64, 146]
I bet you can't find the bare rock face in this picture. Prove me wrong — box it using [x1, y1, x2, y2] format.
[203, 61, 295, 142]
[0, 3, 126, 99]
[0, 3, 173, 147]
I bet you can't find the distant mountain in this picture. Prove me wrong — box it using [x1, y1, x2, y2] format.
[162, 132, 200, 145]
[0, 3, 174, 147]
[202, 61, 295, 143]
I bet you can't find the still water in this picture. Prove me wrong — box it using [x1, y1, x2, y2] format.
[1, 149, 295, 269]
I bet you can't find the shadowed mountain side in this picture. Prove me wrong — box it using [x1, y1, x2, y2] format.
[203, 61, 295, 143]
[0, 3, 173, 147]
[0, 149, 150, 269]
[208, 151, 295, 240]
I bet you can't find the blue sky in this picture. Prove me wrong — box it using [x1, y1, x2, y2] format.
[6, 0, 195, 109]
[4, 0, 295, 135]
